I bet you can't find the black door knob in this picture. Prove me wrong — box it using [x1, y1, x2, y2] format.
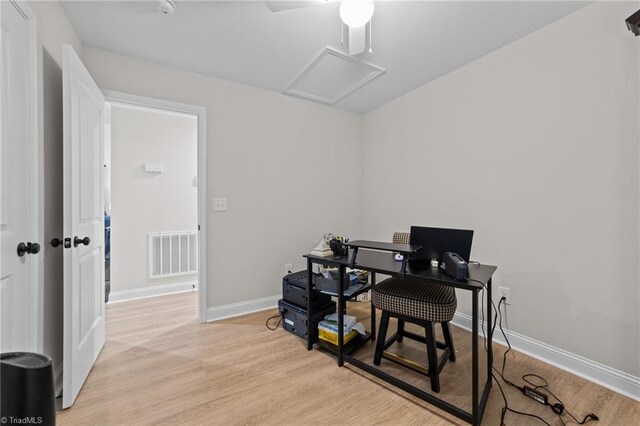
[74, 236, 91, 247]
[17, 243, 27, 257]
[17, 242, 41, 257]
[50, 238, 63, 248]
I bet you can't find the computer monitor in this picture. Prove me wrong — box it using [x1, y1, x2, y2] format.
[408, 226, 474, 264]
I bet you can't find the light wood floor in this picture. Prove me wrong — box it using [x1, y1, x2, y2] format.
[57, 292, 639, 425]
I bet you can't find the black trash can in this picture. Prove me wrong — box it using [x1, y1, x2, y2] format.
[1, 352, 56, 426]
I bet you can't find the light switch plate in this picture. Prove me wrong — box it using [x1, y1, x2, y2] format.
[144, 163, 163, 173]
[213, 198, 227, 212]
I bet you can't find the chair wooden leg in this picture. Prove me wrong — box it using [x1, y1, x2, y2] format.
[441, 322, 456, 362]
[374, 311, 390, 366]
[396, 319, 405, 343]
[425, 322, 440, 393]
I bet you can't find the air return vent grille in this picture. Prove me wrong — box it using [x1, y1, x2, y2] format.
[149, 231, 197, 279]
[284, 46, 385, 105]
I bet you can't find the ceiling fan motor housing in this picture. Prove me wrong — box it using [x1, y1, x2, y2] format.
[158, 0, 176, 15]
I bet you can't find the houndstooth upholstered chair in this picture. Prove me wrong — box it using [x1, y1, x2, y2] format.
[371, 232, 457, 393]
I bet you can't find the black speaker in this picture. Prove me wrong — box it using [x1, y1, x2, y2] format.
[1, 352, 56, 426]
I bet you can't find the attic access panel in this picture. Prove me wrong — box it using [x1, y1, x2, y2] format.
[284, 46, 385, 105]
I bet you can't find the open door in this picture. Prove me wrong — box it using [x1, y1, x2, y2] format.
[62, 44, 106, 409]
[0, 0, 39, 354]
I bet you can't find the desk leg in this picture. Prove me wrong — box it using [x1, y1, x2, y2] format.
[370, 271, 376, 342]
[472, 288, 479, 425]
[337, 265, 345, 367]
[487, 278, 494, 385]
[349, 246, 359, 268]
[306, 258, 314, 351]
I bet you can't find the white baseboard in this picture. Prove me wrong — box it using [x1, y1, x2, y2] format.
[451, 312, 640, 401]
[54, 363, 63, 397]
[108, 281, 197, 303]
[207, 295, 280, 322]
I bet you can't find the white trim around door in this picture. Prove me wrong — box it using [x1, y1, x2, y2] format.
[101, 90, 208, 322]
[24, 0, 41, 352]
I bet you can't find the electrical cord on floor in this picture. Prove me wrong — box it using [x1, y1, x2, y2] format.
[467, 277, 599, 426]
[493, 298, 555, 425]
[494, 298, 598, 425]
[265, 314, 283, 331]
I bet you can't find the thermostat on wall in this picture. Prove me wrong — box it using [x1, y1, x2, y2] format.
[144, 163, 164, 173]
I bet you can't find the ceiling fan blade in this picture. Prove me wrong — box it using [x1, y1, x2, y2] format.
[265, 0, 335, 13]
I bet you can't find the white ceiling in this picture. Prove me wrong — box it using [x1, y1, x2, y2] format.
[61, 1, 589, 113]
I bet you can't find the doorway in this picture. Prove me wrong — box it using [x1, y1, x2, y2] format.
[102, 91, 207, 322]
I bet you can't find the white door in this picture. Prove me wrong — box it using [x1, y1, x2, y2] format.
[0, 0, 39, 354]
[62, 44, 105, 409]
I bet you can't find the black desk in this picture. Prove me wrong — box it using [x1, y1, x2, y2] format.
[304, 248, 496, 426]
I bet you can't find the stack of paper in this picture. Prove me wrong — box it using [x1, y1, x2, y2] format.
[323, 313, 358, 331]
[311, 247, 333, 257]
[320, 314, 366, 336]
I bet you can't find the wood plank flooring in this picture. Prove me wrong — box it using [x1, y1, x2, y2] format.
[57, 292, 639, 425]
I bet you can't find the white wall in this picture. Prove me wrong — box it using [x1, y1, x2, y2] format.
[81, 47, 364, 308]
[28, 0, 84, 393]
[109, 104, 198, 293]
[363, 1, 639, 377]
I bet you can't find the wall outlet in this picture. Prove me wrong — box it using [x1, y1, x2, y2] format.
[213, 197, 227, 211]
[285, 263, 293, 275]
[499, 286, 511, 305]
[356, 290, 371, 303]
